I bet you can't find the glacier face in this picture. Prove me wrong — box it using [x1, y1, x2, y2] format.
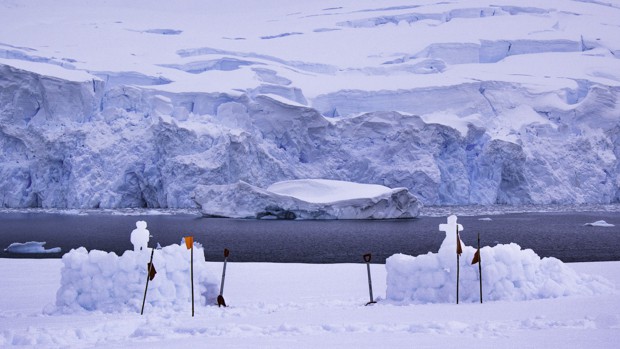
[0, 0, 620, 210]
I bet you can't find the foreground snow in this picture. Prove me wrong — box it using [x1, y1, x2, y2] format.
[1, 259, 618, 348]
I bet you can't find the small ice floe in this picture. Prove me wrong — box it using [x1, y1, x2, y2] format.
[478, 217, 492, 221]
[4, 241, 61, 254]
[584, 220, 615, 227]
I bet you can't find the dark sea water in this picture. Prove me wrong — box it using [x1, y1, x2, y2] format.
[0, 210, 618, 263]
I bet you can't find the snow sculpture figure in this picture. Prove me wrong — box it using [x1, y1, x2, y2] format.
[130, 221, 150, 251]
[438, 214, 463, 249]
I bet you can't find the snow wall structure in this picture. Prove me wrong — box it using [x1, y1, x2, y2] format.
[385, 229, 615, 304]
[54, 243, 218, 313]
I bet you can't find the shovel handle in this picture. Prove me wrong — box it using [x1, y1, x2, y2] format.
[363, 253, 372, 263]
[224, 248, 230, 258]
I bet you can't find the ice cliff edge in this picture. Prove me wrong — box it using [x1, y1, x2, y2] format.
[194, 179, 421, 219]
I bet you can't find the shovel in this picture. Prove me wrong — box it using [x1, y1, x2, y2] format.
[363, 253, 377, 306]
[217, 248, 230, 307]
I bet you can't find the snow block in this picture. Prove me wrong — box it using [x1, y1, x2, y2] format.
[55, 244, 218, 313]
[386, 234, 614, 304]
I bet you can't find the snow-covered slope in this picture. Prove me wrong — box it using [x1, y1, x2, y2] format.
[1, 0, 620, 209]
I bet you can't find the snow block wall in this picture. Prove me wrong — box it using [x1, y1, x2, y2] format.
[55, 244, 218, 313]
[386, 235, 614, 304]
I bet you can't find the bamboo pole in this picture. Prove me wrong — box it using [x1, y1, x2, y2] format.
[478, 233, 483, 304]
[191, 242, 194, 317]
[456, 226, 460, 305]
[141, 247, 155, 315]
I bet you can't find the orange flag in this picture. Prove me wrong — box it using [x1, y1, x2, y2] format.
[184, 236, 194, 249]
[147, 262, 157, 280]
[456, 228, 463, 256]
[471, 249, 480, 264]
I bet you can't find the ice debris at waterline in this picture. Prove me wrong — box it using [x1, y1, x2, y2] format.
[4, 241, 61, 254]
[385, 215, 614, 304]
[584, 220, 615, 227]
[54, 243, 218, 313]
[195, 179, 421, 219]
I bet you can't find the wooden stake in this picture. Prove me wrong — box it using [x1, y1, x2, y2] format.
[478, 233, 483, 304]
[141, 247, 155, 315]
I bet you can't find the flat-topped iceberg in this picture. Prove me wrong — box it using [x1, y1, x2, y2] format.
[194, 179, 421, 219]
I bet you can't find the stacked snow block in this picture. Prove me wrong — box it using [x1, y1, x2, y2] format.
[55, 243, 218, 313]
[386, 238, 614, 304]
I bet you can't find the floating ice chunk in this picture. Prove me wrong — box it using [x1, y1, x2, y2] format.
[584, 220, 615, 227]
[4, 241, 61, 254]
[195, 179, 421, 219]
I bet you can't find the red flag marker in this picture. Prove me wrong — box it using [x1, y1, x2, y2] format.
[471, 249, 480, 265]
[184, 236, 194, 250]
[471, 233, 483, 303]
[147, 262, 157, 281]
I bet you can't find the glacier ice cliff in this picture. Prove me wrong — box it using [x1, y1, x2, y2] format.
[1, 59, 619, 210]
[1, 0, 620, 212]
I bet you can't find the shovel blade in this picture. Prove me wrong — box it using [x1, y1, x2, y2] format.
[217, 295, 227, 308]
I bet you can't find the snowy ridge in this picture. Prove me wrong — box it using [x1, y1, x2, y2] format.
[1, 0, 620, 209]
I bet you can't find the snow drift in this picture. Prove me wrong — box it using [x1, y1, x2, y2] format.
[1, 0, 620, 209]
[54, 243, 218, 313]
[195, 179, 421, 219]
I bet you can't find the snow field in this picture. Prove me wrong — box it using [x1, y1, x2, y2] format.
[1, 259, 619, 348]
